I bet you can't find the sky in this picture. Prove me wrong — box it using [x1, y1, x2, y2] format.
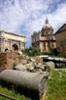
[0, 0, 66, 47]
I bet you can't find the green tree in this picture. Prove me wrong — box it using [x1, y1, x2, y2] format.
[23, 47, 41, 56]
[51, 48, 60, 56]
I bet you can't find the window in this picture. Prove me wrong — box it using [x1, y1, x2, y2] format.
[60, 41, 64, 47]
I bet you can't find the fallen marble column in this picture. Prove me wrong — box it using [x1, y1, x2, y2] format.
[0, 70, 48, 100]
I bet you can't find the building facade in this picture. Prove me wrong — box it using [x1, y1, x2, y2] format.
[0, 31, 26, 52]
[32, 18, 56, 52]
[55, 24, 66, 56]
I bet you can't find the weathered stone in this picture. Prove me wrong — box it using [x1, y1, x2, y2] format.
[31, 56, 43, 64]
[0, 70, 49, 99]
[14, 64, 27, 71]
[25, 62, 35, 72]
[0, 52, 20, 71]
[0, 50, 49, 73]
[45, 61, 55, 71]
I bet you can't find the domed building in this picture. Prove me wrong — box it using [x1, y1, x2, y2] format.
[32, 18, 56, 52]
[41, 18, 53, 36]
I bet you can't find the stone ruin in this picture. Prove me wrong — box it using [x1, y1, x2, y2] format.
[0, 50, 55, 73]
[14, 52, 55, 73]
[0, 51, 49, 99]
[0, 51, 55, 99]
[14, 54, 47, 72]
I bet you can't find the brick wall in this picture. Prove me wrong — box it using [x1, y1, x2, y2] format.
[0, 52, 20, 71]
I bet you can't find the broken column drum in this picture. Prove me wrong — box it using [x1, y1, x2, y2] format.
[0, 70, 48, 99]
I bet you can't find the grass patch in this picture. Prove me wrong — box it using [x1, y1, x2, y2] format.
[47, 69, 66, 100]
[0, 86, 31, 100]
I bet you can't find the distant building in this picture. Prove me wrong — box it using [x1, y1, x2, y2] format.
[0, 31, 26, 52]
[32, 18, 56, 52]
[55, 24, 66, 56]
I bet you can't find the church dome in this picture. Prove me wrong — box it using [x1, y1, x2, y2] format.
[41, 18, 54, 36]
[44, 18, 53, 30]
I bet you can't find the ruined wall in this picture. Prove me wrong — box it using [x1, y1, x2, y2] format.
[0, 52, 20, 71]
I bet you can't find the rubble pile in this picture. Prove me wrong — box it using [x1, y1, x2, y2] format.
[15, 53, 50, 72]
[0, 50, 55, 72]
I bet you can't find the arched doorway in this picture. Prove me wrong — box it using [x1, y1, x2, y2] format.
[12, 44, 19, 51]
[5, 48, 8, 52]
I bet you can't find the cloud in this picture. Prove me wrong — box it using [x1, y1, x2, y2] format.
[25, 1, 66, 34]
[0, 0, 54, 32]
[0, 0, 26, 32]
[47, 2, 66, 31]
